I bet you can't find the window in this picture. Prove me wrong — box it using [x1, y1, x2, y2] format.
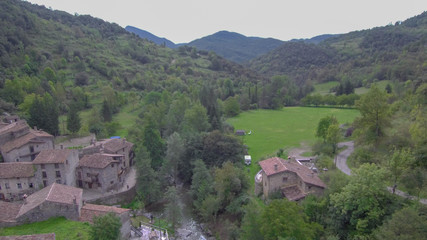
[29, 146, 34, 153]
[17, 183, 22, 189]
[31, 154, 36, 161]
[43, 180, 47, 187]
[110, 181, 114, 185]
[54, 163, 59, 169]
[29, 183, 34, 188]
[0, 184, 2, 190]
[55, 171, 61, 178]
[15, 158, 19, 162]
[282, 177, 288, 183]
[56, 179, 61, 184]
[42, 171, 47, 178]
[41, 164, 45, 169]
[111, 164, 114, 168]
[5, 183, 10, 189]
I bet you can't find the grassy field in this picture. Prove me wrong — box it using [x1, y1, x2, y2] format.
[227, 107, 360, 178]
[354, 80, 391, 95]
[313, 81, 339, 95]
[0, 217, 91, 240]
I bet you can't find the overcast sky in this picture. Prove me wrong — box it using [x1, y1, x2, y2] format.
[27, 0, 427, 44]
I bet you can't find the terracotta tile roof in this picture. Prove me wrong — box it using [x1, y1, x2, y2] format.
[259, 157, 326, 188]
[0, 201, 22, 223]
[78, 154, 119, 169]
[0, 120, 28, 136]
[281, 185, 306, 201]
[0, 233, 55, 240]
[259, 157, 287, 176]
[79, 203, 129, 223]
[32, 149, 72, 164]
[100, 138, 133, 153]
[0, 162, 35, 178]
[0, 130, 52, 153]
[17, 183, 82, 218]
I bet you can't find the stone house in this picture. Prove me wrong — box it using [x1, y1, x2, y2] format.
[255, 157, 326, 200]
[32, 149, 79, 188]
[76, 153, 125, 192]
[81, 138, 134, 168]
[0, 120, 54, 163]
[14, 183, 83, 223]
[0, 162, 37, 201]
[80, 203, 131, 239]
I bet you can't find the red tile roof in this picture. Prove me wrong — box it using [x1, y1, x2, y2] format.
[97, 138, 134, 153]
[0, 120, 28, 136]
[0, 129, 52, 153]
[259, 157, 326, 188]
[0, 162, 35, 178]
[17, 183, 82, 218]
[78, 154, 119, 169]
[32, 149, 72, 164]
[0, 233, 55, 240]
[0, 201, 22, 223]
[281, 185, 306, 201]
[79, 203, 129, 223]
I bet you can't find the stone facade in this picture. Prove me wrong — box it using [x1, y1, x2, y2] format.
[0, 162, 38, 201]
[256, 157, 326, 201]
[32, 149, 79, 188]
[81, 138, 134, 168]
[76, 154, 125, 192]
[0, 120, 54, 163]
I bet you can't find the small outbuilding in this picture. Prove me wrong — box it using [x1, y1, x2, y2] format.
[235, 130, 246, 136]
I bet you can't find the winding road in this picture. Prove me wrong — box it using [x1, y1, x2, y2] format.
[335, 141, 427, 205]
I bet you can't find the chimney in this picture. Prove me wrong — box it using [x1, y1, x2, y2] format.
[274, 164, 278, 171]
[123, 137, 126, 143]
[60, 144, 63, 149]
[73, 197, 77, 204]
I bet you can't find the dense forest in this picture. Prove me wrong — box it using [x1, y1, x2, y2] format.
[0, 0, 427, 239]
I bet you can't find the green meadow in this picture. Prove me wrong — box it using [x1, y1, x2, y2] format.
[0, 217, 91, 240]
[227, 107, 360, 177]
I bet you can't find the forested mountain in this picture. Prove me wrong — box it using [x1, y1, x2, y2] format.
[0, 0, 265, 119]
[290, 34, 337, 44]
[249, 12, 427, 89]
[186, 31, 284, 63]
[125, 26, 177, 48]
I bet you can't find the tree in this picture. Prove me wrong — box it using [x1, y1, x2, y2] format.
[101, 99, 112, 122]
[202, 131, 244, 167]
[329, 163, 391, 237]
[239, 199, 264, 240]
[326, 123, 341, 154]
[355, 85, 390, 142]
[260, 199, 320, 240]
[28, 93, 59, 136]
[375, 206, 427, 240]
[316, 115, 338, 142]
[182, 103, 210, 133]
[162, 132, 184, 184]
[164, 186, 181, 230]
[213, 162, 249, 215]
[223, 96, 240, 117]
[388, 148, 413, 189]
[142, 122, 165, 170]
[67, 104, 81, 134]
[191, 159, 213, 211]
[135, 146, 162, 204]
[89, 212, 121, 240]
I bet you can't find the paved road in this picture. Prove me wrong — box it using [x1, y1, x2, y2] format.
[335, 141, 427, 205]
[336, 141, 354, 175]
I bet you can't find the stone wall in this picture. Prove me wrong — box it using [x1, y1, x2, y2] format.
[16, 201, 81, 223]
[263, 171, 299, 198]
[4, 140, 53, 163]
[86, 185, 136, 205]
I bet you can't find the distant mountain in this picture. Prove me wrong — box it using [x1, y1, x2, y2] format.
[248, 11, 427, 87]
[125, 26, 176, 48]
[290, 34, 338, 44]
[186, 31, 284, 63]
